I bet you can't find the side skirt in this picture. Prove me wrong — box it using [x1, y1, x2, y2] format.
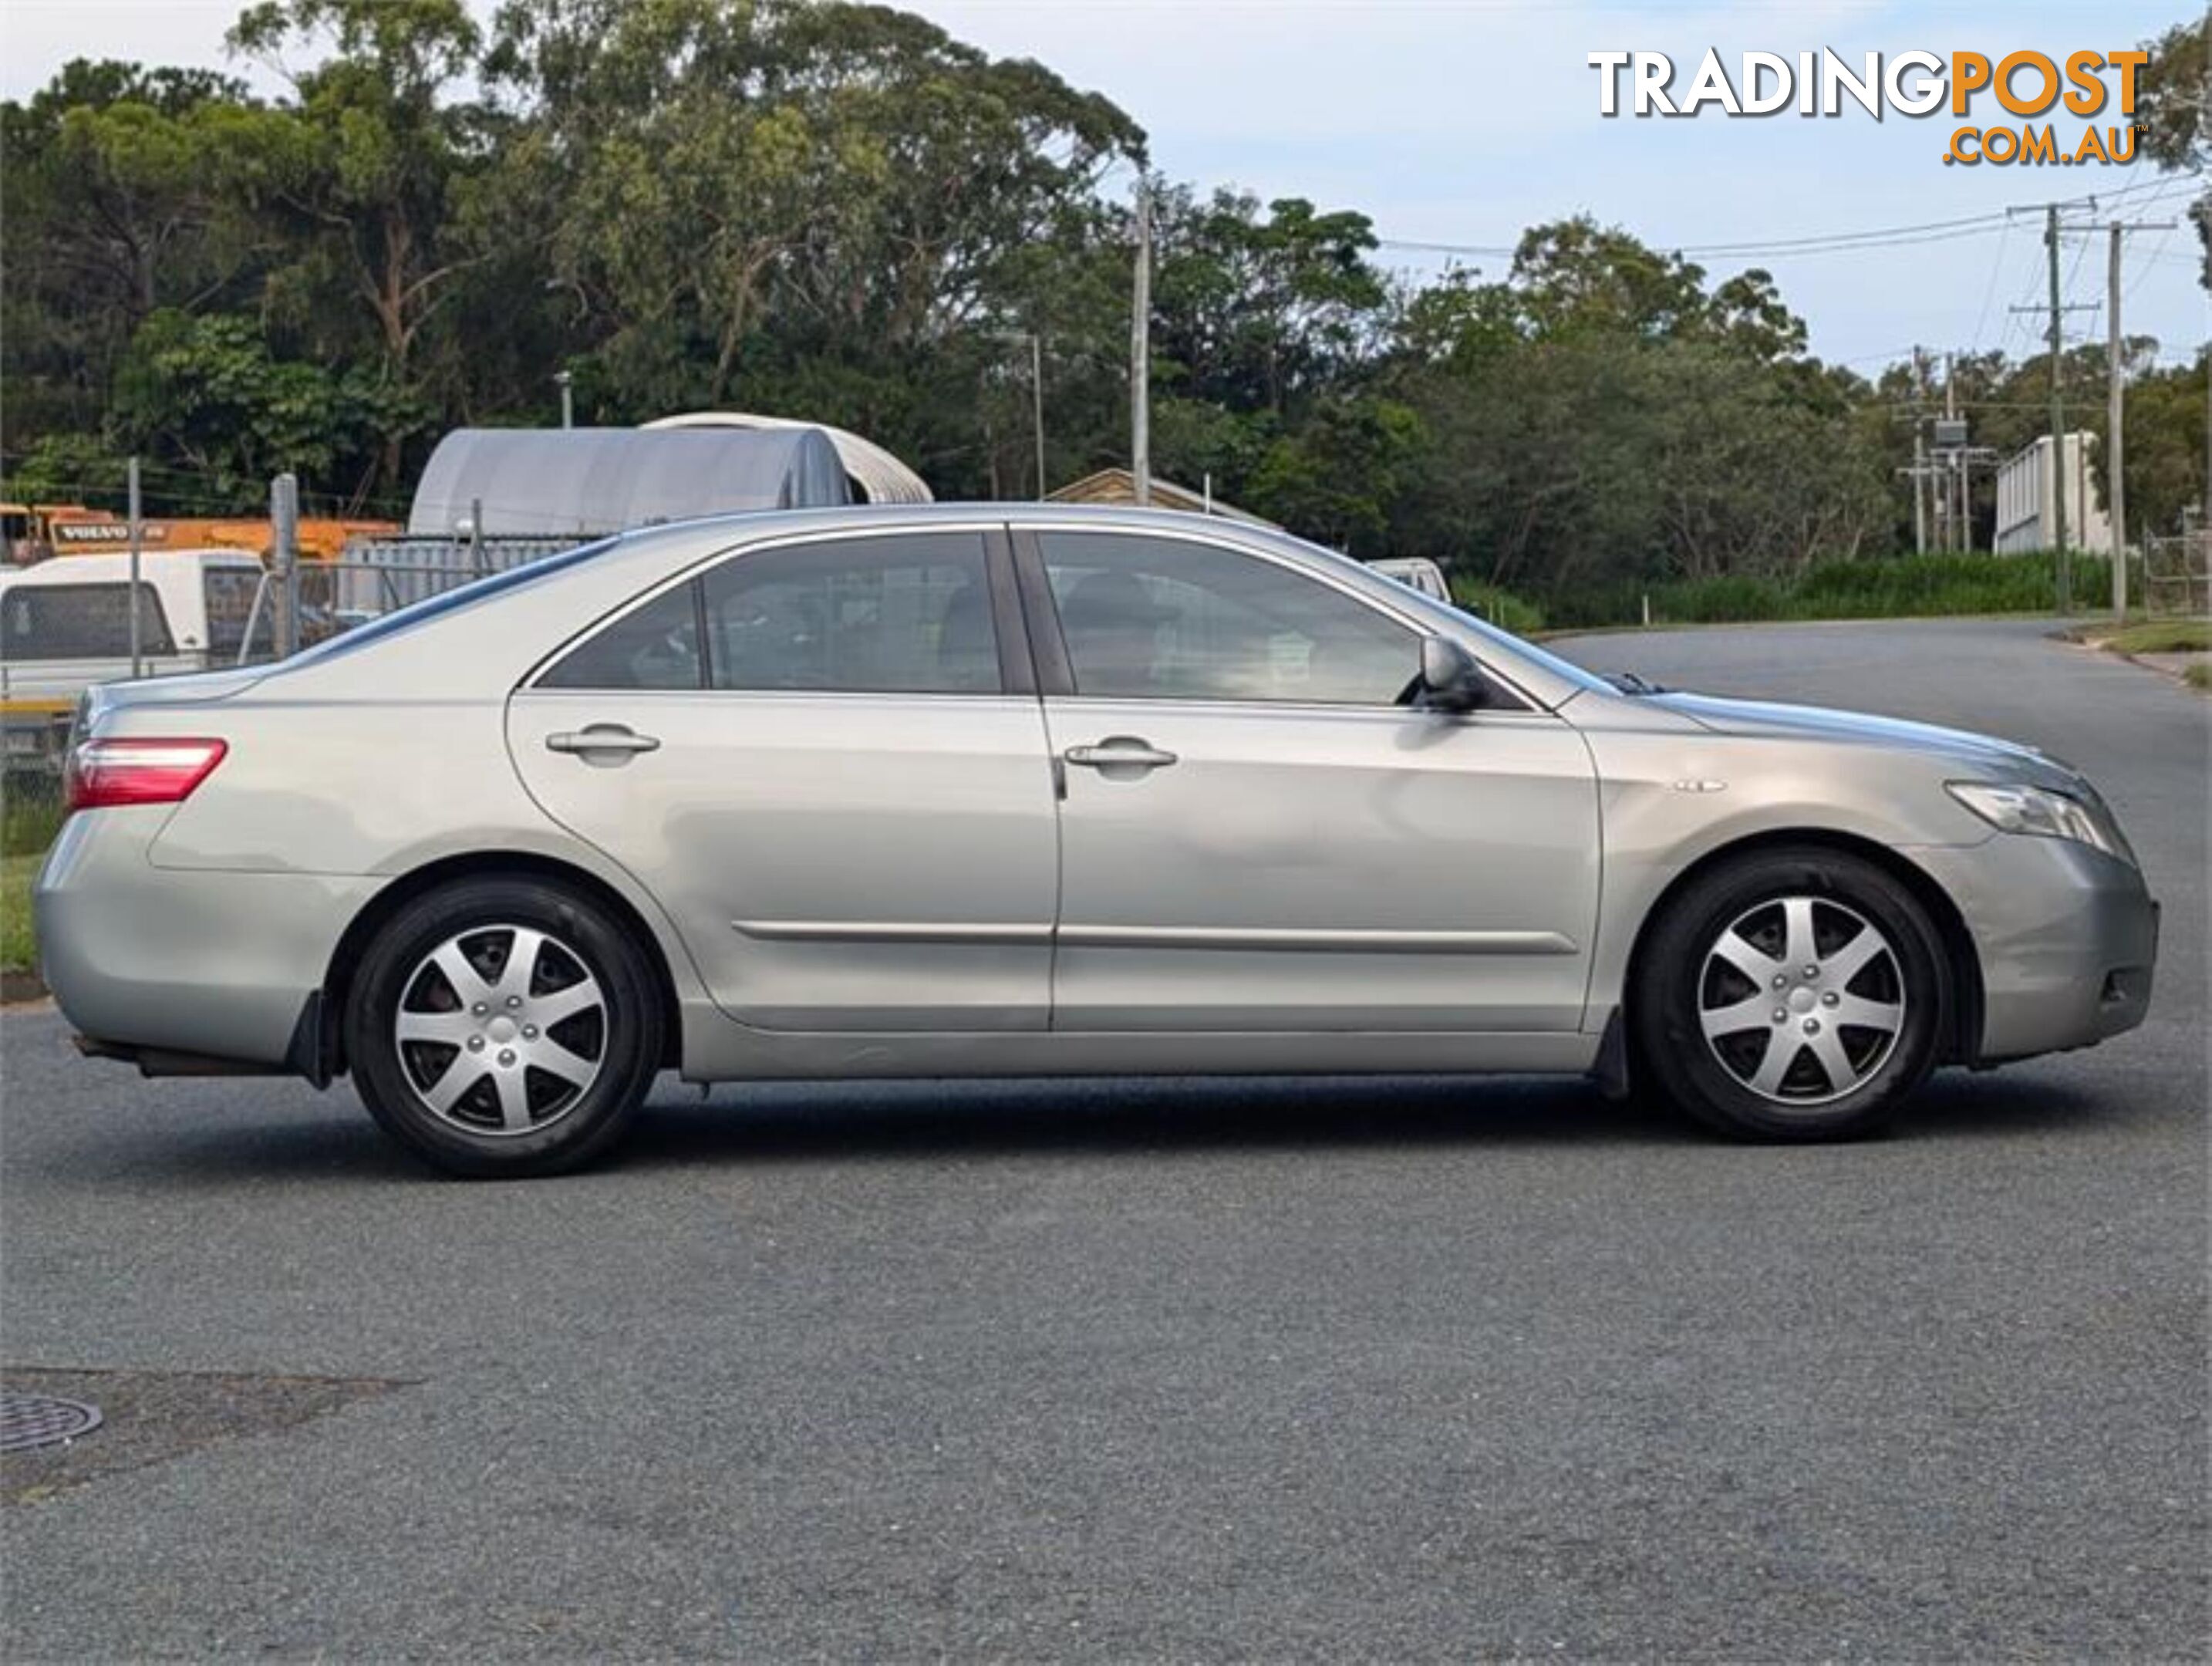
[677, 1000, 1604, 1082]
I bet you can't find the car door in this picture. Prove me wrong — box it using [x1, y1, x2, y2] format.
[1020, 526, 1600, 1033]
[507, 524, 1060, 1031]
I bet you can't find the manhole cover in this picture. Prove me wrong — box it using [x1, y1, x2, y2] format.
[0, 1391, 103, 1453]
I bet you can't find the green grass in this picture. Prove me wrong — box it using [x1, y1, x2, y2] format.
[1, 777, 62, 978]
[1447, 579, 1546, 634]
[2186, 663, 2211, 693]
[3, 793, 65, 860]
[2100, 618, 2211, 655]
[2, 852, 39, 975]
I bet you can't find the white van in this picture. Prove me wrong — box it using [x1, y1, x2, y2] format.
[1, 548, 266, 766]
[1366, 557, 1452, 602]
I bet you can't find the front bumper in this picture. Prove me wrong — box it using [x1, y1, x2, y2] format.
[1911, 835, 2159, 1064]
[34, 808, 380, 1071]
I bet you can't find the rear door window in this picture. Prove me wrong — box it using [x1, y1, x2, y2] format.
[701, 532, 999, 694]
[0, 582, 175, 660]
[535, 531, 1004, 696]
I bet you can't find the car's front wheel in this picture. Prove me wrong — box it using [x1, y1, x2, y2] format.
[1632, 847, 1951, 1140]
[345, 876, 663, 1176]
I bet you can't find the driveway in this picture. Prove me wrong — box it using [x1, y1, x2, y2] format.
[2, 616, 2204, 1660]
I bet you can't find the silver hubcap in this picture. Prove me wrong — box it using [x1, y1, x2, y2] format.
[394, 925, 607, 1136]
[1699, 895, 1906, 1107]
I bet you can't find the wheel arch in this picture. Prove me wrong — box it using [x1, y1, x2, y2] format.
[316, 851, 685, 1080]
[1620, 828, 1984, 1070]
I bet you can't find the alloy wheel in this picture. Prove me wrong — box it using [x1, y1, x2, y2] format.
[393, 924, 608, 1135]
[1698, 895, 1906, 1107]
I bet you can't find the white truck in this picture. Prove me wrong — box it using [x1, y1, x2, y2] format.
[1, 548, 266, 774]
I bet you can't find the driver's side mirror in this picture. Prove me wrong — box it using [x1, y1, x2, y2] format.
[1417, 636, 1487, 713]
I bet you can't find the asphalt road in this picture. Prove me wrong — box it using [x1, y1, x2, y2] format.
[3, 617, 2205, 1661]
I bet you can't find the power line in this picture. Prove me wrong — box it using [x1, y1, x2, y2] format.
[1372, 179, 2207, 267]
[1969, 219, 2013, 349]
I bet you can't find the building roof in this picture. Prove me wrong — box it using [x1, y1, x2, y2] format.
[407, 427, 851, 537]
[1044, 467, 1276, 528]
[643, 412, 933, 504]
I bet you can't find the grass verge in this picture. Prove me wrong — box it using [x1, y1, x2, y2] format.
[1536, 551, 2136, 631]
[2, 852, 40, 976]
[2098, 618, 2211, 655]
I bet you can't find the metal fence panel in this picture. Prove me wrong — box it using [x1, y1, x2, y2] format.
[2143, 530, 2210, 616]
[333, 535, 586, 614]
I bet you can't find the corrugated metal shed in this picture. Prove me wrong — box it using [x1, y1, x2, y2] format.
[406, 427, 851, 537]
[1045, 468, 1276, 528]
[643, 412, 933, 504]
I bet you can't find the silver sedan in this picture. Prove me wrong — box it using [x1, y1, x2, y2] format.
[35, 507, 2158, 1175]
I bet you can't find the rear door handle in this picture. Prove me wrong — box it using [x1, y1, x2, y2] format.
[1064, 737, 1178, 771]
[546, 723, 661, 761]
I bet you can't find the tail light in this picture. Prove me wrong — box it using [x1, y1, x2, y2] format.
[64, 737, 228, 812]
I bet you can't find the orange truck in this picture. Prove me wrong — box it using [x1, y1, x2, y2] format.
[2, 503, 123, 563]
[42, 515, 397, 562]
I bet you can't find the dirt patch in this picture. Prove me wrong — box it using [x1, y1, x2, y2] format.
[1, 1365, 410, 1506]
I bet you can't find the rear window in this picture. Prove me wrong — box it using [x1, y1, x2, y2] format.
[1, 582, 175, 660]
[203, 566, 263, 659]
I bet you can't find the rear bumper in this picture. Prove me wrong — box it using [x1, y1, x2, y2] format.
[1911, 836, 2159, 1063]
[34, 809, 378, 1071]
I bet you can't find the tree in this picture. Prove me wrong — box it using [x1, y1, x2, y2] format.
[228, 0, 491, 484]
[0, 60, 273, 443]
[2129, 15, 2209, 290]
[484, 0, 1143, 449]
[109, 309, 406, 507]
[1151, 191, 1391, 420]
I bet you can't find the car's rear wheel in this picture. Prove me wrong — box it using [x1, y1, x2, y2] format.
[1631, 847, 1951, 1140]
[345, 877, 663, 1176]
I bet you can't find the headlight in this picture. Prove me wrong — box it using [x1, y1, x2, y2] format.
[1947, 781, 2135, 865]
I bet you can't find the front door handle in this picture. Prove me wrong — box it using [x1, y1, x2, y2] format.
[546, 723, 661, 762]
[1064, 737, 1178, 772]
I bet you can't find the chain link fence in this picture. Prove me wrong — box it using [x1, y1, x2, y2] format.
[2141, 528, 2210, 617]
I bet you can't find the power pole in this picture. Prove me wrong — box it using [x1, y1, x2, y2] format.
[1910, 347, 1928, 554]
[2045, 204, 2070, 610]
[1912, 430, 1928, 554]
[1030, 330, 1047, 501]
[1944, 352, 1963, 552]
[2108, 225, 2126, 619]
[2010, 204, 2099, 609]
[2099, 218, 2176, 619]
[1130, 179, 1152, 506]
[126, 457, 143, 679]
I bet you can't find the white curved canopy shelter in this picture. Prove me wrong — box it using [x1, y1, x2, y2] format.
[644, 412, 933, 505]
[407, 426, 852, 537]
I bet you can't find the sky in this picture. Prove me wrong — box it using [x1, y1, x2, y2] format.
[4, 0, 2206, 396]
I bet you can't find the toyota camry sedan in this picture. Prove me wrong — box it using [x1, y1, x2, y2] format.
[35, 506, 2156, 1175]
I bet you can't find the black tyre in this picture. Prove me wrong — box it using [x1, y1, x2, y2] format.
[1630, 847, 1951, 1141]
[344, 876, 663, 1177]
